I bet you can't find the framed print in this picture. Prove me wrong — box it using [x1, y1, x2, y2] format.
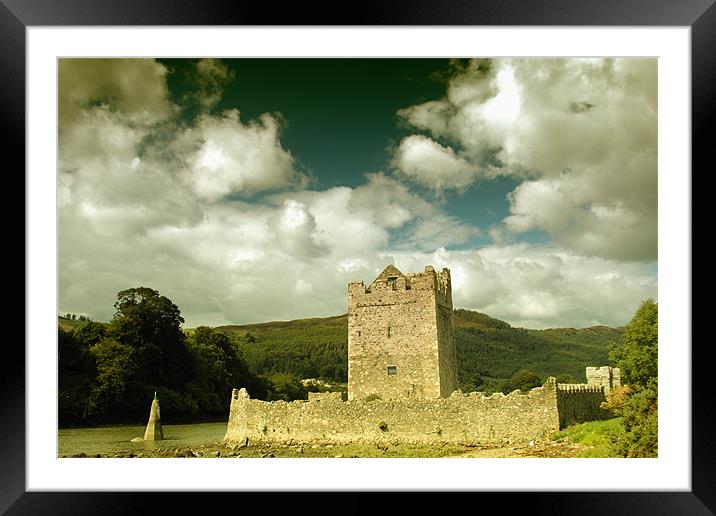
[9, 0, 711, 513]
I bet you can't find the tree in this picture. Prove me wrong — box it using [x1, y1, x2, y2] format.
[88, 337, 138, 418]
[264, 372, 308, 401]
[503, 368, 542, 393]
[73, 321, 107, 348]
[608, 299, 658, 457]
[185, 326, 267, 415]
[459, 372, 485, 393]
[610, 299, 657, 389]
[58, 328, 96, 424]
[555, 373, 577, 384]
[108, 287, 192, 390]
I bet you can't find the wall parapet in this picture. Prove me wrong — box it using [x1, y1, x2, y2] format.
[557, 383, 604, 394]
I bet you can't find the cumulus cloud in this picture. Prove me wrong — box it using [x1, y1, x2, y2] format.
[60, 162, 480, 326]
[59, 58, 174, 129]
[390, 135, 478, 193]
[176, 110, 301, 202]
[270, 199, 328, 259]
[396, 58, 658, 261]
[503, 177, 656, 261]
[349, 172, 422, 228]
[193, 58, 235, 110]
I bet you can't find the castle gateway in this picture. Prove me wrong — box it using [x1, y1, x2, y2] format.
[347, 265, 459, 400]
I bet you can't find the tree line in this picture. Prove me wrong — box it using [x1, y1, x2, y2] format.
[61, 313, 92, 322]
[58, 287, 311, 427]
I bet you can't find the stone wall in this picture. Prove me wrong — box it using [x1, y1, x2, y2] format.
[225, 379, 562, 446]
[347, 265, 458, 400]
[434, 269, 459, 397]
[556, 383, 608, 428]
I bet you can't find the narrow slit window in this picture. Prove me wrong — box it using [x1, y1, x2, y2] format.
[387, 324, 391, 338]
[387, 365, 397, 376]
[387, 276, 398, 290]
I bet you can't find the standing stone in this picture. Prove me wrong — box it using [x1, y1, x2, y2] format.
[144, 391, 164, 441]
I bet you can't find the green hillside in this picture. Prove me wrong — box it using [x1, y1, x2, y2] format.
[216, 315, 349, 382]
[215, 310, 623, 394]
[58, 316, 94, 331]
[455, 324, 622, 392]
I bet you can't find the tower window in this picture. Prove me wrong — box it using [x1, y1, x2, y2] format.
[387, 276, 398, 289]
[387, 365, 397, 376]
[387, 325, 391, 338]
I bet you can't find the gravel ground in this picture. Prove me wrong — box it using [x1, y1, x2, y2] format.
[60, 437, 588, 459]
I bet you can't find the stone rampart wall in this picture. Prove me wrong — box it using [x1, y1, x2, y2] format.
[225, 379, 563, 446]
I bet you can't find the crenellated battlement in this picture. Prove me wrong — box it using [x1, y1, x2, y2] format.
[348, 265, 452, 298]
[557, 383, 604, 394]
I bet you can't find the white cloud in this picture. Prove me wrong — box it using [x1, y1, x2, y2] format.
[270, 199, 328, 259]
[402, 213, 478, 252]
[396, 58, 658, 260]
[193, 58, 234, 110]
[348, 172, 424, 228]
[58, 58, 174, 129]
[178, 110, 301, 202]
[504, 177, 655, 261]
[391, 135, 478, 193]
[379, 245, 657, 329]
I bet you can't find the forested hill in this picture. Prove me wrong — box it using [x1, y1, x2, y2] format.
[57, 306, 622, 425]
[215, 309, 623, 394]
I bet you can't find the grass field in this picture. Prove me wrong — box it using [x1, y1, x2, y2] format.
[550, 418, 624, 457]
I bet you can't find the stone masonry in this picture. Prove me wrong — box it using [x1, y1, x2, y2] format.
[224, 382, 561, 446]
[224, 369, 614, 446]
[586, 366, 622, 395]
[347, 265, 458, 400]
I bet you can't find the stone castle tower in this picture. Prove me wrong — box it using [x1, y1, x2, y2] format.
[347, 264, 459, 400]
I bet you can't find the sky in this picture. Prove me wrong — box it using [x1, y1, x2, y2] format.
[58, 58, 657, 329]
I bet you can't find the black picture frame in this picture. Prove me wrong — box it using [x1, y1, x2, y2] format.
[6, 0, 709, 513]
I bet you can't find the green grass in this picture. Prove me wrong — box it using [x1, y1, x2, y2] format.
[550, 418, 624, 457]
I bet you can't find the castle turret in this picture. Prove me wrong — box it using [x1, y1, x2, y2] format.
[586, 366, 622, 395]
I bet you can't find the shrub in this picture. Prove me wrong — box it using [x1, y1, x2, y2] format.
[377, 420, 388, 432]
